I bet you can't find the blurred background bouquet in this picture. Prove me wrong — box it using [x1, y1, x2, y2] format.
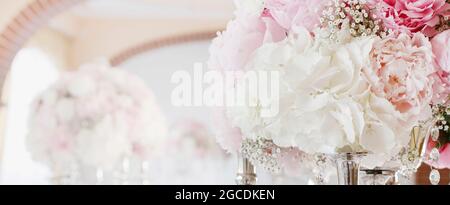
[26, 61, 168, 184]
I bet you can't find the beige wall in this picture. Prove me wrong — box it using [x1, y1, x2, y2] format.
[70, 17, 226, 67]
[15, 17, 226, 70]
[26, 27, 74, 70]
[0, 0, 34, 32]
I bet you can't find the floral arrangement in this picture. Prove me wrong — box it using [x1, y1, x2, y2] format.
[166, 120, 226, 159]
[209, 0, 450, 174]
[157, 120, 232, 184]
[27, 62, 168, 171]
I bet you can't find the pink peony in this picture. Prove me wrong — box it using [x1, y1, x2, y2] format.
[423, 4, 450, 37]
[431, 30, 450, 105]
[264, 0, 327, 32]
[431, 71, 450, 105]
[371, 0, 447, 36]
[425, 141, 450, 169]
[208, 7, 287, 153]
[432, 29, 450, 73]
[364, 33, 435, 118]
[208, 12, 286, 72]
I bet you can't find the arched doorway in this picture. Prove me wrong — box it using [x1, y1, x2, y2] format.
[0, 0, 84, 95]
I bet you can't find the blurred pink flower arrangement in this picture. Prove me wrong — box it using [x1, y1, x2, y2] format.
[27, 62, 167, 170]
[166, 120, 226, 159]
[157, 120, 233, 185]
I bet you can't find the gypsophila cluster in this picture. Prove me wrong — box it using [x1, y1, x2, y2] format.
[241, 139, 282, 173]
[320, 0, 387, 40]
[432, 103, 450, 134]
[434, 14, 450, 33]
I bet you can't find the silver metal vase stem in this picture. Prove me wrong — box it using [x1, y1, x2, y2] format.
[140, 160, 150, 185]
[385, 172, 399, 185]
[398, 118, 436, 176]
[360, 168, 399, 185]
[51, 163, 79, 185]
[335, 153, 366, 185]
[235, 153, 257, 185]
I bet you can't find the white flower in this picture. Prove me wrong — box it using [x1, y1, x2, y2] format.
[67, 75, 96, 98]
[358, 92, 415, 168]
[228, 27, 375, 154]
[284, 96, 365, 154]
[40, 89, 58, 106]
[55, 98, 75, 122]
[234, 0, 266, 16]
[75, 114, 129, 169]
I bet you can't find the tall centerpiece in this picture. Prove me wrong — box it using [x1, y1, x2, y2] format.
[209, 0, 450, 185]
[27, 62, 168, 184]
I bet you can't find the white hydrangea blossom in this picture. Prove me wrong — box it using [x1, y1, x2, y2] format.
[227, 26, 417, 168]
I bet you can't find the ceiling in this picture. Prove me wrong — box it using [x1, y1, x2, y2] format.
[47, 0, 235, 37]
[69, 0, 235, 20]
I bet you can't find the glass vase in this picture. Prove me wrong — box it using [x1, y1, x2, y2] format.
[139, 160, 150, 185]
[95, 168, 104, 185]
[398, 119, 436, 176]
[112, 157, 152, 185]
[51, 163, 79, 185]
[113, 157, 130, 185]
[335, 152, 366, 185]
[235, 153, 257, 185]
[360, 168, 398, 185]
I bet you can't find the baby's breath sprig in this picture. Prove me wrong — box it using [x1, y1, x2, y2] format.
[320, 0, 388, 40]
[240, 138, 282, 173]
[431, 101, 450, 147]
[433, 14, 450, 33]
